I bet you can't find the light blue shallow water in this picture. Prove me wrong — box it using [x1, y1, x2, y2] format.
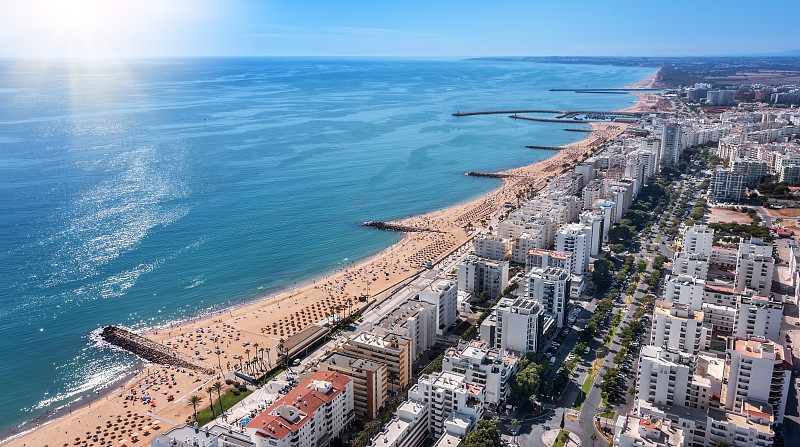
[0, 58, 654, 437]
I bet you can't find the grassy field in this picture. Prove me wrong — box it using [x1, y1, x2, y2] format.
[196, 388, 253, 426]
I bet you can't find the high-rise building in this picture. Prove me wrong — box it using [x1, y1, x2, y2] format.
[525, 267, 570, 327]
[682, 225, 714, 258]
[339, 330, 412, 392]
[724, 336, 792, 423]
[375, 300, 436, 361]
[650, 301, 712, 355]
[442, 341, 519, 409]
[316, 353, 387, 421]
[555, 224, 591, 276]
[457, 256, 509, 300]
[473, 235, 510, 261]
[492, 297, 545, 354]
[660, 123, 684, 167]
[734, 296, 783, 342]
[418, 279, 458, 335]
[407, 371, 485, 439]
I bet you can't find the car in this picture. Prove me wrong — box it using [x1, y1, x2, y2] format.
[584, 346, 590, 354]
[292, 359, 301, 367]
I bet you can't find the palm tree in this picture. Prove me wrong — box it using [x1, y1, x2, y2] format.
[264, 347, 271, 367]
[244, 349, 251, 374]
[187, 395, 203, 423]
[213, 381, 224, 415]
[277, 339, 286, 368]
[206, 387, 216, 419]
[590, 433, 598, 447]
[252, 343, 260, 372]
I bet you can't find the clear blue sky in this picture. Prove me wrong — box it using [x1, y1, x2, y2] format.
[2, 0, 799, 58]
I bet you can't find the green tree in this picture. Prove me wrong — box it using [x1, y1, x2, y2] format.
[187, 394, 203, 423]
[213, 381, 224, 414]
[206, 387, 216, 419]
[592, 258, 614, 289]
[462, 420, 502, 447]
[590, 433, 598, 447]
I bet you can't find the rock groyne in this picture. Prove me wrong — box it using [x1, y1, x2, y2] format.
[465, 171, 510, 179]
[362, 221, 442, 233]
[100, 326, 215, 374]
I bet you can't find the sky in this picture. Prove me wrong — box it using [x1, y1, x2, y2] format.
[1, 0, 799, 58]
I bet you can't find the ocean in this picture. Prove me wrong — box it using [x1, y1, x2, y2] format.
[0, 58, 654, 438]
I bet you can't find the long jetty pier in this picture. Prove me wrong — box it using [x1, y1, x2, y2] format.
[549, 88, 660, 92]
[453, 109, 641, 118]
[452, 109, 565, 117]
[510, 114, 604, 124]
[101, 326, 215, 374]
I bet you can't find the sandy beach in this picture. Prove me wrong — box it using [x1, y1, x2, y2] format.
[4, 69, 664, 447]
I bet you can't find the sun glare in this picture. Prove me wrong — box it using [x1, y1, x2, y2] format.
[4, 0, 210, 58]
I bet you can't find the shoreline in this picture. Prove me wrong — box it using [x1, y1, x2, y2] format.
[3, 67, 662, 447]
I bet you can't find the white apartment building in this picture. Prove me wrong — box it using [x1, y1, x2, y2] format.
[245, 371, 354, 447]
[706, 404, 774, 447]
[739, 237, 773, 257]
[555, 223, 591, 276]
[724, 336, 792, 423]
[375, 299, 436, 361]
[473, 234, 510, 261]
[703, 284, 740, 308]
[367, 401, 428, 447]
[612, 414, 686, 447]
[636, 346, 711, 412]
[492, 297, 545, 355]
[734, 296, 783, 342]
[407, 371, 485, 439]
[682, 225, 714, 258]
[418, 280, 458, 335]
[525, 249, 572, 275]
[651, 301, 712, 355]
[525, 267, 570, 327]
[663, 275, 706, 310]
[672, 253, 709, 280]
[582, 178, 605, 209]
[593, 198, 616, 232]
[660, 123, 684, 167]
[457, 256, 509, 300]
[441, 341, 519, 408]
[734, 253, 774, 293]
[153, 425, 255, 447]
[511, 233, 541, 264]
[701, 303, 737, 334]
[579, 211, 605, 256]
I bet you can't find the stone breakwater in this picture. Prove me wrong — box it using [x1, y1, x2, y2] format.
[100, 326, 215, 374]
[362, 221, 443, 233]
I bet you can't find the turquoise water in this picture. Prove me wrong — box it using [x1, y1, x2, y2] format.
[0, 58, 654, 438]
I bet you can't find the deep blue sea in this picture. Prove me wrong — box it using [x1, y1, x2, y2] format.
[0, 58, 654, 438]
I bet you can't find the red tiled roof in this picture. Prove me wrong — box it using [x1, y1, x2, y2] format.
[246, 370, 351, 440]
